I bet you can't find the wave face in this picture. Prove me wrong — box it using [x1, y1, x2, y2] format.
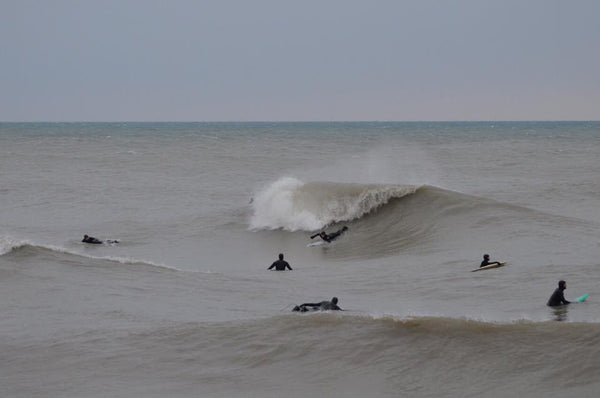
[205, 315, 600, 397]
[248, 178, 596, 261]
[249, 177, 418, 231]
[6, 313, 598, 398]
[0, 235, 178, 271]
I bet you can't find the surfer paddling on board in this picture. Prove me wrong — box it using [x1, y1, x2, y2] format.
[293, 297, 342, 312]
[268, 253, 293, 271]
[82, 235, 119, 244]
[480, 254, 502, 268]
[547, 280, 571, 306]
[82, 234, 103, 244]
[310, 226, 348, 243]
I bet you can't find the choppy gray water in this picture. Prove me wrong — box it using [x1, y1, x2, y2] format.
[1, 122, 600, 397]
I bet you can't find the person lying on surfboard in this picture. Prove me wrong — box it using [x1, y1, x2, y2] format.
[547, 280, 571, 306]
[293, 297, 342, 312]
[82, 234, 119, 244]
[480, 254, 502, 268]
[82, 234, 103, 244]
[310, 226, 348, 243]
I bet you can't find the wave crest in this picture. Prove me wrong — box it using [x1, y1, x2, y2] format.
[0, 236, 28, 256]
[249, 177, 418, 231]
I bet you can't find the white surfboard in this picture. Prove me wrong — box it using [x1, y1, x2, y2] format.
[471, 262, 507, 272]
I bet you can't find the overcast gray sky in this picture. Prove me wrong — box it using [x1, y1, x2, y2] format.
[2, 0, 599, 121]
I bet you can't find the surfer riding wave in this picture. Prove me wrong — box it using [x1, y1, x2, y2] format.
[311, 226, 348, 243]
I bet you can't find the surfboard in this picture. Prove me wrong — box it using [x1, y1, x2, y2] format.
[575, 293, 588, 303]
[307, 241, 327, 247]
[470, 262, 507, 272]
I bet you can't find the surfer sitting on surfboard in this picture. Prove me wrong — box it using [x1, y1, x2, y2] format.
[547, 280, 571, 306]
[310, 226, 348, 243]
[480, 254, 502, 268]
[293, 297, 342, 312]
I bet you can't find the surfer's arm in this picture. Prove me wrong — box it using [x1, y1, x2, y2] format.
[480, 260, 501, 267]
[268, 263, 275, 270]
[560, 292, 570, 305]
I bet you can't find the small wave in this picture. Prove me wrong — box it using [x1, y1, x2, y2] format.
[0, 236, 29, 256]
[249, 177, 418, 231]
[0, 235, 181, 272]
[271, 312, 600, 334]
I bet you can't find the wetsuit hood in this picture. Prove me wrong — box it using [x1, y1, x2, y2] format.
[558, 280, 566, 290]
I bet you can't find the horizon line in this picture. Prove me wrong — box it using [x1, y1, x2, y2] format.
[2, 120, 599, 124]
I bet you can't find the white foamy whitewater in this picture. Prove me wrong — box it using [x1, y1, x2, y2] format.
[2, 122, 600, 397]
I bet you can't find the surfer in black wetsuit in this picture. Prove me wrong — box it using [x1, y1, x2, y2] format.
[547, 280, 571, 307]
[480, 254, 502, 268]
[293, 297, 342, 312]
[82, 234, 103, 244]
[268, 253, 293, 271]
[82, 235, 119, 244]
[310, 226, 348, 243]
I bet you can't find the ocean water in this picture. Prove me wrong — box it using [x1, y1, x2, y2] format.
[1, 121, 600, 397]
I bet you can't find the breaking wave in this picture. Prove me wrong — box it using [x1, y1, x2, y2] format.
[249, 177, 418, 231]
[247, 177, 591, 260]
